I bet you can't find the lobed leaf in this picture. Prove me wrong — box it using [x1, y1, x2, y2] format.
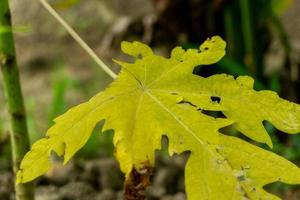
[17, 36, 300, 199]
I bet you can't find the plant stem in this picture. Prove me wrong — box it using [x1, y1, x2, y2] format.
[0, 1, 35, 200]
[224, 6, 236, 58]
[39, 0, 117, 79]
[239, 0, 256, 73]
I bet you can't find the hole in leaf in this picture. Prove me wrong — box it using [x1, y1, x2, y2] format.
[137, 54, 143, 59]
[237, 174, 246, 182]
[201, 110, 225, 118]
[177, 100, 197, 107]
[210, 96, 221, 103]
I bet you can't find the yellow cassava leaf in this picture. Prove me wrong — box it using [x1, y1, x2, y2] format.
[17, 36, 300, 200]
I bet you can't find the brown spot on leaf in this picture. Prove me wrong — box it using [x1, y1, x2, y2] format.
[124, 162, 152, 200]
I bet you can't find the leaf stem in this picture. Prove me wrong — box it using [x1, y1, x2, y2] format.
[39, 0, 117, 79]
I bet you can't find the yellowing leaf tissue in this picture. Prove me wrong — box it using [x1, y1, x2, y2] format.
[17, 36, 300, 200]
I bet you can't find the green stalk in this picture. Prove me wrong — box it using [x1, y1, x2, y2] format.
[224, 6, 236, 58]
[0, 1, 34, 200]
[239, 0, 256, 73]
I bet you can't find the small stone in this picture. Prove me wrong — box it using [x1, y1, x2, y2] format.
[177, 176, 185, 192]
[95, 189, 116, 200]
[35, 185, 60, 200]
[147, 185, 166, 198]
[173, 192, 187, 200]
[42, 161, 79, 186]
[0, 172, 14, 200]
[161, 193, 186, 200]
[116, 190, 125, 200]
[97, 159, 124, 190]
[59, 181, 96, 199]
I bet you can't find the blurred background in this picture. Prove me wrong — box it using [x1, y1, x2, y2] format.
[0, 0, 300, 199]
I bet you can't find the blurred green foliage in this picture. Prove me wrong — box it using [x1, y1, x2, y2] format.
[0, 118, 3, 139]
[272, 0, 294, 15]
[53, 0, 81, 10]
[0, 25, 31, 34]
[48, 65, 70, 126]
[217, 0, 291, 80]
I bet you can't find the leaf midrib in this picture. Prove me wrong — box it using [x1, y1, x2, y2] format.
[145, 90, 205, 146]
[145, 89, 248, 198]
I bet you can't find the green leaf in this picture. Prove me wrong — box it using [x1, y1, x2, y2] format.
[17, 36, 300, 199]
[272, 0, 294, 15]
